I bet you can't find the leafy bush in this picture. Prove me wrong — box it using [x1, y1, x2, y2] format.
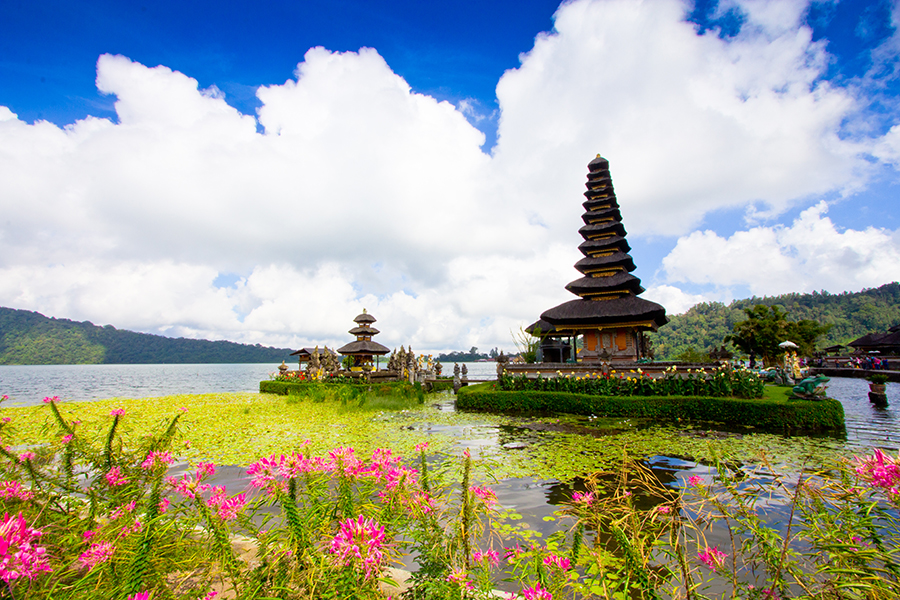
[458, 383, 845, 432]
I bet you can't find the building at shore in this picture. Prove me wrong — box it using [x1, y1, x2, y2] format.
[527, 155, 668, 364]
[337, 309, 391, 371]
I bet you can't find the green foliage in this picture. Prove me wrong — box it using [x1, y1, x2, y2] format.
[649, 282, 900, 359]
[675, 346, 711, 363]
[726, 304, 831, 365]
[0, 306, 294, 365]
[512, 325, 540, 364]
[458, 383, 845, 432]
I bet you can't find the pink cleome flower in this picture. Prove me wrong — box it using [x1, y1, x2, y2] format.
[328, 515, 388, 580]
[206, 487, 247, 521]
[18, 452, 36, 463]
[62, 434, 73, 444]
[698, 545, 728, 569]
[140, 451, 174, 471]
[0, 512, 52, 582]
[522, 583, 553, 600]
[572, 491, 594, 506]
[473, 549, 500, 567]
[446, 568, 474, 590]
[157, 498, 171, 514]
[105, 466, 128, 487]
[78, 541, 116, 571]
[126, 593, 150, 600]
[41, 396, 59, 404]
[543, 554, 571, 571]
[853, 449, 900, 496]
[0, 481, 33, 501]
[414, 441, 429, 452]
[657, 505, 672, 514]
[469, 486, 497, 508]
[109, 408, 126, 417]
[688, 475, 704, 487]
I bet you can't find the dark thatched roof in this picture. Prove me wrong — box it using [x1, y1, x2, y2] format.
[289, 347, 338, 358]
[349, 326, 380, 336]
[581, 208, 622, 225]
[337, 340, 390, 355]
[525, 319, 558, 336]
[578, 237, 631, 255]
[354, 312, 377, 324]
[574, 253, 636, 273]
[541, 296, 668, 328]
[565, 272, 644, 296]
[578, 221, 627, 239]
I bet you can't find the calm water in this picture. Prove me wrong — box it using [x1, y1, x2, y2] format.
[0, 363, 279, 406]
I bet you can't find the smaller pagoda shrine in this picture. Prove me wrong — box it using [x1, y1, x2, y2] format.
[527, 155, 668, 364]
[337, 309, 391, 371]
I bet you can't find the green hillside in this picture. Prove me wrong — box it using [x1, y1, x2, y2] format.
[0, 307, 294, 365]
[648, 282, 900, 360]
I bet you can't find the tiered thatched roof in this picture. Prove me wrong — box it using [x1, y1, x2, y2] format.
[536, 155, 668, 331]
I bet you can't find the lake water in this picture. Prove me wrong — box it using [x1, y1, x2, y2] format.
[0, 363, 896, 450]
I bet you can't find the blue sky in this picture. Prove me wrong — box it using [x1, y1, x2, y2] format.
[1, 0, 899, 352]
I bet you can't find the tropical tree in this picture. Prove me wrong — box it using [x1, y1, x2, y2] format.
[725, 305, 831, 367]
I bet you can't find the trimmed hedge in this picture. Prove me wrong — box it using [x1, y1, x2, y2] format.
[456, 383, 845, 432]
[260, 380, 415, 396]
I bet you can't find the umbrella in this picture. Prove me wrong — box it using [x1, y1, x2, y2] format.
[779, 341, 799, 349]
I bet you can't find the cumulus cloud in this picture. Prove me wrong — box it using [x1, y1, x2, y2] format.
[661, 201, 900, 296]
[0, 0, 897, 351]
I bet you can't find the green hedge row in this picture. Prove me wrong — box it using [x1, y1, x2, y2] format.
[456, 383, 845, 432]
[260, 380, 415, 396]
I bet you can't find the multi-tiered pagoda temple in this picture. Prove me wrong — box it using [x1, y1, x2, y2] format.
[337, 309, 391, 370]
[528, 156, 668, 364]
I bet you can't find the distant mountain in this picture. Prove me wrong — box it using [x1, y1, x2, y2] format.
[0, 307, 294, 365]
[648, 282, 900, 360]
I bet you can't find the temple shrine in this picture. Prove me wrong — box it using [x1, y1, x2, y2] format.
[527, 155, 668, 364]
[337, 309, 391, 371]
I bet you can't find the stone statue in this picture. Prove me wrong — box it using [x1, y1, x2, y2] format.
[453, 363, 461, 394]
[461, 363, 468, 382]
[496, 350, 508, 376]
[792, 375, 829, 400]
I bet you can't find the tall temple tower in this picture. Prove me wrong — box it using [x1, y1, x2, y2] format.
[529, 155, 668, 364]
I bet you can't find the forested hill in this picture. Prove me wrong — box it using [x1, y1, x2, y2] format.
[648, 282, 900, 360]
[0, 307, 294, 365]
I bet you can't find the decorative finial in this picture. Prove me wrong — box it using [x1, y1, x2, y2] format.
[363, 308, 367, 314]
[596, 153, 601, 158]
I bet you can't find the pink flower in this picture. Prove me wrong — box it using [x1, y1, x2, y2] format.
[206, 487, 247, 521]
[140, 451, 174, 470]
[110, 501, 136, 520]
[657, 505, 672, 514]
[167, 462, 216, 500]
[473, 549, 500, 566]
[853, 449, 900, 496]
[543, 554, 570, 571]
[62, 434, 73, 444]
[414, 442, 429, 452]
[179, 407, 188, 412]
[688, 475, 703, 487]
[83, 530, 95, 540]
[158, 498, 171, 514]
[247, 454, 285, 491]
[328, 515, 389, 580]
[0, 481, 33, 501]
[41, 396, 59, 404]
[78, 541, 115, 570]
[0, 512, 52, 582]
[522, 583, 553, 599]
[469, 486, 497, 508]
[446, 568, 474, 590]
[105, 466, 128, 487]
[1, 418, 10, 423]
[572, 491, 594, 506]
[204, 592, 218, 600]
[109, 408, 125, 416]
[127, 593, 150, 600]
[18, 452, 35, 463]
[1, 395, 7, 401]
[698, 545, 727, 569]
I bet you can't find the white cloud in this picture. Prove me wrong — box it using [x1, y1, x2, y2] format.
[661, 201, 900, 295]
[643, 284, 714, 315]
[0, 0, 898, 353]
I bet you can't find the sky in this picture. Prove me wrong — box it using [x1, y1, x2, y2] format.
[2, 0, 900, 354]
